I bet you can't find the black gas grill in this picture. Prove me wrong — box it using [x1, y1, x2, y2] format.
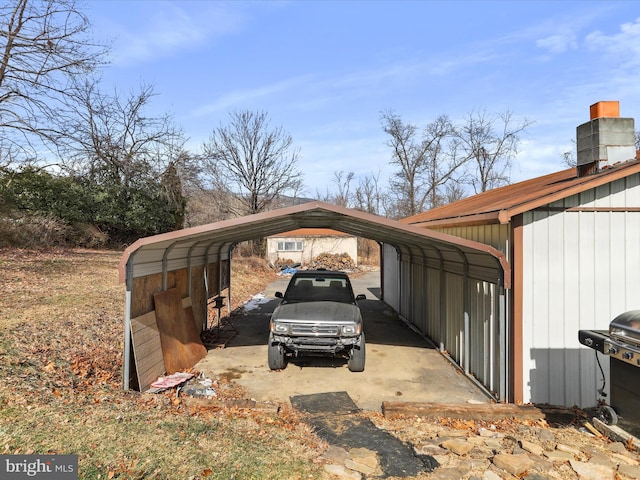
[579, 310, 640, 430]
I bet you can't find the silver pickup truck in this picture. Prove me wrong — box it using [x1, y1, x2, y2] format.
[268, 270, 366, 372]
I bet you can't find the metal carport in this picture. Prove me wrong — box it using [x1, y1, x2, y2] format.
[119, 201, 511, 399]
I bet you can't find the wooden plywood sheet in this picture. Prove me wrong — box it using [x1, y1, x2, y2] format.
[190, 265, 206, 331]
[153, 288, 207, 374]
[130, 310, 165, 392]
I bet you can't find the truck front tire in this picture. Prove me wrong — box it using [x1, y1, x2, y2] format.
[348, 333, 366, 372]
[268, 334, 287, 370]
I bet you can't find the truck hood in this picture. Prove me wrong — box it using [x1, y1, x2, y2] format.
[272, 301, 361, 323]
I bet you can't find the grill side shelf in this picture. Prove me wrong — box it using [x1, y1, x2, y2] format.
[579, 330, 609, 353]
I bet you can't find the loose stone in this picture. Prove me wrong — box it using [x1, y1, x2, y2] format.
[569, 459, 616, 480]
[492, 453, 535, 475]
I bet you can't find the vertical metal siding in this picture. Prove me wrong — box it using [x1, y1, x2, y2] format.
[468, 280, 500, 395]
[412, 262, 426, 333]
[440, 225, 511, 261]
[444, 273, 464, 363]
[522, 174, 640, 407]
[426, 267, 440, 339]
[401, 257, 412, 318]
[434, 225, 509, 397]
[382, 242, 505, 400]
[382, 243, 400, 311]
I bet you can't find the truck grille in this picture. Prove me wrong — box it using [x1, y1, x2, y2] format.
[291, 324, 339, 336]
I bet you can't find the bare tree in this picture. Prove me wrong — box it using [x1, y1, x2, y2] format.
[457, 109, 532, 193]
[354, 170, 383, 215]
[201, 110, 303, 217]
[55, 78, 189, 240]
[61, 79, 185, 181]
[381, 110, 464, 217]
[331, 170, 354, 207]
[562, 139, 577, 168]
[443, 180, 467, 205]
[0, 0, 107, 158]
[318, 169, 384, 215]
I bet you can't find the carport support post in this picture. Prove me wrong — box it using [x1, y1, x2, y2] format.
[162, 242, 178, 291]
[204, 242, 215, 329]
[498, 278, 507, 402]
[408, 251, 414, 322]
[187, 242, 201, 297]
[219, 242, 232, 318]
[463, 257, 470, 375]
[122, 254, 136, 391]
[438, 252, 446, 352]
[123, 286, 132, 390]
[421, 250, 428, 333]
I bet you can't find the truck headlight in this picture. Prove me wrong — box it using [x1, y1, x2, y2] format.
[271, 322, 289, 333]
[342, 325, 358, 335]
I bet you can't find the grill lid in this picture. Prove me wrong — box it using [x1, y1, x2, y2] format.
[609, 310, 640, 347]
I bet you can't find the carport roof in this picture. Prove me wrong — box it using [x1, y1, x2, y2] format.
[119, 201, 511, 288]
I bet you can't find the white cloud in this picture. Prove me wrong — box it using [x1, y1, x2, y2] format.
[108, 2, 245, 65]
[527, 10, 605, 56]
[585, 17, 640, 67]
[536, 33, 578, 54]
[189, 75, 315, 117]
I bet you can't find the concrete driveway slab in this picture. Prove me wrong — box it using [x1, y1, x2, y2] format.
[196, 271, 491, 412]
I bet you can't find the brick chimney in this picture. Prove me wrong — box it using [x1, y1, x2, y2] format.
[576, 101, 636, 176]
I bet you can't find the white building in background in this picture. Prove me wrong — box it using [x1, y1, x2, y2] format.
[266, 228, 358, 266]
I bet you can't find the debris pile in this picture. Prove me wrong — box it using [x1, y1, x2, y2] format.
[180, 375, 217, 398]
[273, 258, 300, 271]
[307, 252, 357, 271]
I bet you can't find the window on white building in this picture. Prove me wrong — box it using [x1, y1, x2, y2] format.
[277, 241, 303, 251]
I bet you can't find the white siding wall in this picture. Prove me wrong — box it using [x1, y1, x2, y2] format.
[382, 243, 400, 311]
[522, 173, 640, 407]
[266, 235, 358, 266]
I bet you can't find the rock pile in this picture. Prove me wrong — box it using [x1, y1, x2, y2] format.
[320, 415, 640, 479]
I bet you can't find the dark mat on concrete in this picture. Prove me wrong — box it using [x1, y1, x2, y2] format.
[290, 392, 438, 478]
[290, 391, 361, 415]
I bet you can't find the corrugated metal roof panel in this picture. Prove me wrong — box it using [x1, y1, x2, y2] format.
[403, 159, 640, 227]
[270, 228, 350, 237]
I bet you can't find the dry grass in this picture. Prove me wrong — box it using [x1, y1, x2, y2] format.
[0, 249, 324, 479]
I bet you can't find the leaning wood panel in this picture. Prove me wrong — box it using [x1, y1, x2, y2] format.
[206, 262, 219, 294]
[131, 311, 161, 346]
[130, 310, 165, 391]
[173, 268, 188, 298]
[190, 266, 206, 331]
[220, 259, 230, 290]
[135, 346, 164, 379]
[132, 273, 163, 318]
[153, 288, 207, 374]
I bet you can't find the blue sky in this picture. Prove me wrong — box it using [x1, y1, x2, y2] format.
[87, 1, 640, 196]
